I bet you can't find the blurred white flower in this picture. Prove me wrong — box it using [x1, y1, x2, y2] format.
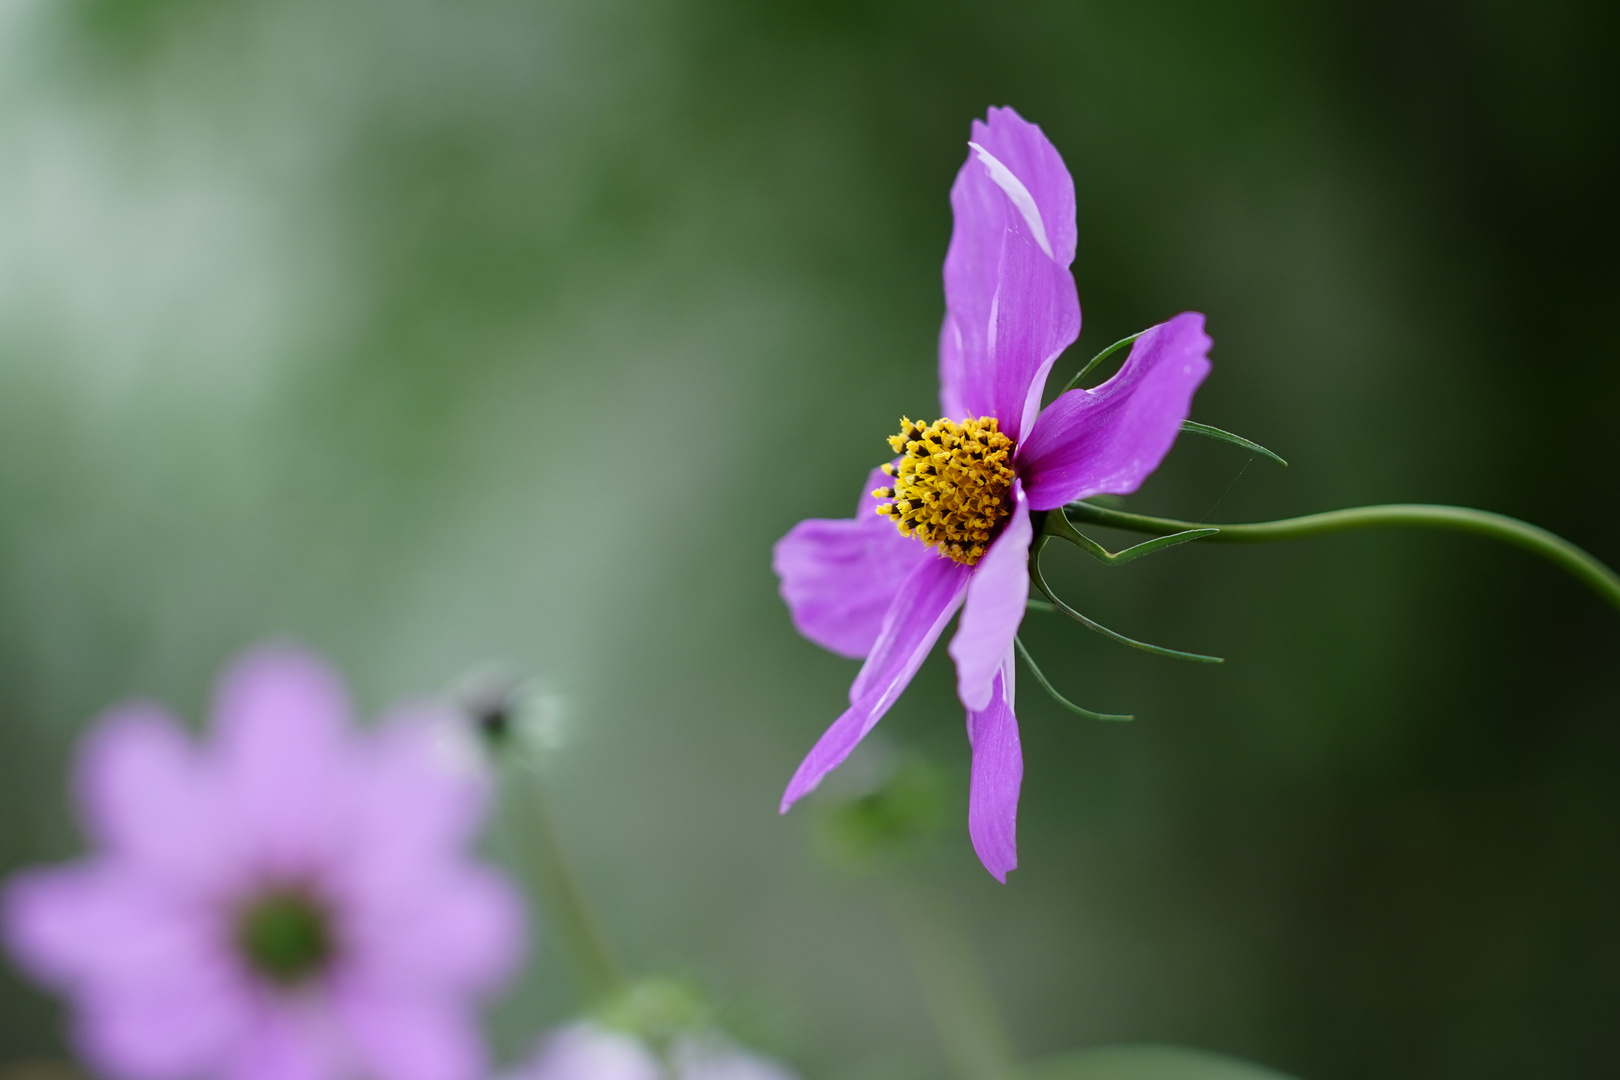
[670, 1033, 798, 1080]
[511, 1023, 797, 1080]
[515, 682, 570, 753]
[452, 665, 573, 760]
[515, 1024, 660, 1080]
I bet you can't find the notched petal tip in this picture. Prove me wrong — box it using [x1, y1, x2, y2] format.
[213, 641, 353, 746]
[73, 703, 195, 846]
[971, 106, 1077, 266]
[942, 107, 1081, 442]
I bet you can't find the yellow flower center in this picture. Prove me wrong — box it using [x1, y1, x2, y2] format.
[873, 416, 1016, 566]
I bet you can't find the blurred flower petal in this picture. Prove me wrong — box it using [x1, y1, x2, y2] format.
[3, 643, 524, 1080]
[345, 865, 525, 991]
[214, 645, 355, 868]
[340, 991, 486, 1080]
[75, 704, 234, 887]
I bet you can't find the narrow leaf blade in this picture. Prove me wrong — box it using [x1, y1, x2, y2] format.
[1031, 547, 1224, 664]
[1059, 330, 1146, 394]
[1182, 420, 1288, 466]
[1015, 637, 1133, 721]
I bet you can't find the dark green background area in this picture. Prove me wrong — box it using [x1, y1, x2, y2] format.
[0, 1, 1616, 1078]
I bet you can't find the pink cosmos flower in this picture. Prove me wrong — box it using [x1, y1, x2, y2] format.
[3, 645, 525, 1080]
[773, 107, 1212, 881]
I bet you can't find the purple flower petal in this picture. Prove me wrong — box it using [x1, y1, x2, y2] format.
[1018, 312, 1213, 511]
[965, 657, 1022, 883]
[74, 705, 235, 889]
[948, 483, 1031, 712]
[339, 991, 486, 1080]
[333, 712, 524, 993]
[938, 316, 968, 421]
[780, 555, 971, 811]
[222, 1011, 332, 1080]
[940, 107, 1081, 442]
[3, 863, 221, 989]
[344, 710, 492, 886]
[6, 864, 252, 1078]
[4, 642, 524, 1080]
[73, 970, 250, 1080]
[344, 865, 524, 992]
[213, 645, 354, 869]
[971, 107, 1077, 266]
[773, 467, 930, 660]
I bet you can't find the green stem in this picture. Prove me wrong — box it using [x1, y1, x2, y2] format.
[1063, 501, 1620, 614]
[505, 765, 627, 1005]
[877, 871, 1019, 1080]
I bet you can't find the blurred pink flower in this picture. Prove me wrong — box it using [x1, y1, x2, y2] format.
[512, 1023, 797, 1080]
[3, 645, 525, 1080]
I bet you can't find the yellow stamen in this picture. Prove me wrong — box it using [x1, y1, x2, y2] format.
[872, 415, 1016, 566]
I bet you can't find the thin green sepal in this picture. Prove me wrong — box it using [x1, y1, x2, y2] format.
[1014, 636, 1133, 721]
[1030, 538, 1225, 664]
[1058, 331, 1145, 395]
[1181, 420, 1288, 466]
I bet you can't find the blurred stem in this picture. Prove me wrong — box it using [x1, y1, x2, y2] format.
[1063, 501, 1620, 614]
[878, 870, 1019, 1080]
[505, 765, 626, 1005]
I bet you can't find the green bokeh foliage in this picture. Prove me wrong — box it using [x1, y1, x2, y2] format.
[0, 1, 1616, 1078]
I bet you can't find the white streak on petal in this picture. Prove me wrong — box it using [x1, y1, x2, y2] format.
[967, 141, 1053, 261]
[986, 283, 1000, 378]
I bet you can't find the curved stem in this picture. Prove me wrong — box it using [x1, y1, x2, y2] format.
[1064, 501, 1620, 614]
[503, 765, 627, 1005]
[1014, 636, 1133, 721]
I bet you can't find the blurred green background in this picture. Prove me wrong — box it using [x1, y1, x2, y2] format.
[1, 1, 1617, 1077]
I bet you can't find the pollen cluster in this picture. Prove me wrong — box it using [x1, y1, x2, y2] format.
[873, 416, 1016, 565]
